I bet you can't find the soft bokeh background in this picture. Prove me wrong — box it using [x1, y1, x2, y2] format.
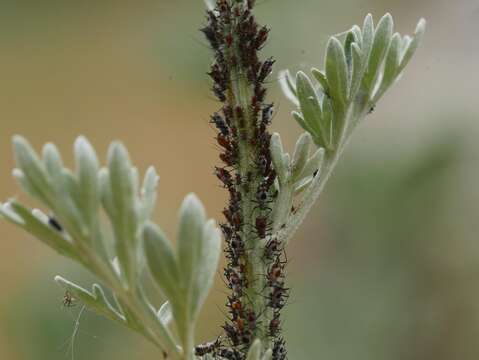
[0, 0, 478, 359]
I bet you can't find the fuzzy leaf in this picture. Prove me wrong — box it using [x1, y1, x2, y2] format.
[325, 37, 349, 111]
[291, 133, 312, 182]
[311, 68, 330, 96]
[157, 301, 173, 326]
[291, 111, 317, 139]
[270, 133, 289, 184]
[364, 13, 393, 91]
[107, 142, 138, 282]
[0, 201, 78, 260]
[361, 14, 375, 61]
[12, 136, 53, 207]
[177, 194, 207, 296]
[262, 349, 273, 360]
[278, 69, 299, 106]
[140, 166, 159, 223]
[74, 136, 100, 233]
[246, 339, 262, 360]
[190, 218, 221, 318]
[398, 18, 426, 72]
[143, 222, 180, 303]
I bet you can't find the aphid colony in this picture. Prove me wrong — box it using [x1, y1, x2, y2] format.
[199, 1, 288, 359]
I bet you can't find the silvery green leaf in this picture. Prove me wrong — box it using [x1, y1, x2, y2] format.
[246, 339, 262, 360]
[140, 166, 159, 222]
[398, 18, 426, 72]
[42, 143, 63, 181]
[143, 222, 180, 303]
[298, 147, 325, 182]
[189, 218, 221, 318]
[325, 37, 349, 111]
[0, 200, 78, 260]
[262, 349, 273, 360]
[374, 32, 401, 100]
[157, 301, 173, 326]
[311, 68, 330, 96]
[363, 13, 393, 91]
[74, 136, 100, 233]
[55, 276, 125, 323]
[296, 72, 329, 148]
[349, 43, 364, 100]
[99, 168, 115, 217]
[12, 136, 53, 208]
[11, 169, 38, 203]
[278, 69, 299, 106]
[204, 0, 215, 11]
[291, 133, 312, 182]
[351, 25, 363, 47]
[292, 111, 317, 139]
[107, 142, 138, 282]
[294, 176, 313, 195]
[296, 72, 322, 127]
[344, 30, 355, 70]
[270, 133, 289, 184]
[361, 14, 375, 60]
[177, 193, 206, 295]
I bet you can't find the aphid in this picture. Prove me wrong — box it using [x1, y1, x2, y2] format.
[262, 104, 274, 125]
[368, 105, 376, 114]
[258, 58, 275, 83]
[215, 167, 233, 190]
[63, 290, 76, 308]
[210, 113, 229, 136]
[254, 26, 269, 50]
[225, 34, 234, 47]
[48, 216, 63, 232]
[269, 286, 288, 309]
[264, 238, 281, 259]
[201, 25, 219, 50]
[255, 216, 270, 239]
[219, 348, 237, 360]
[194, 338, 221, 356]
[223, 323, 240, 346]
[272, 339, 287, 360]
[213, 84, 227, 102]
[219, 152, 235, 167]
[269, 314, 281, 337]
[313, 169, 319, 177]
[217, 134, 233, 151]
[268, 260, 284, 287]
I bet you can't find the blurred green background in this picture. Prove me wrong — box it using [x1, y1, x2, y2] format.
[0, 0, 478, 359]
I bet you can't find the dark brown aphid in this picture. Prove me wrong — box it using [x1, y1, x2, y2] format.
[262, 104, 274, 125]
[48, 216, 63, 232]
[255, 216, 271, 239]
[194, 338, 221, 356]
[258, 58, 275, 83]
[254, 26, 269, 50]
[217, 134, 233, 151]
[272, 338, 287, 360]
[269, 314, 281, 337]
[211, 113, 230, 136]
[223, 323, 240, 346]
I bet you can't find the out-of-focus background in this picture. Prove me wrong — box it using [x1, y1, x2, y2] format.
[0, 0, 478, 359]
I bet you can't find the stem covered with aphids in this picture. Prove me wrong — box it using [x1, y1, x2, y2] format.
[201, 0, 287, 358]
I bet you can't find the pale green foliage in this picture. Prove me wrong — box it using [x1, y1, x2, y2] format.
[0, 11, 425, 360]
[0, 136, 221, 359]
[274, 14, 425, 245]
